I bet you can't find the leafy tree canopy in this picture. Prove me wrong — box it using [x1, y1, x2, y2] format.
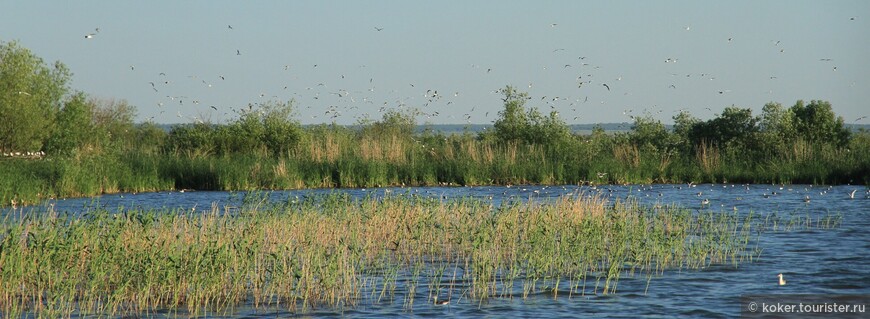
[0, 40, 71, 151]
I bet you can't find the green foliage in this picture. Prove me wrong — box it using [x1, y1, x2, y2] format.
[0, 40, 71, 152]
[166, 123, 216, 157]
[90, 98, 137, 152]
[365, 108, 417, 137]
[0, 40, 867, 204]
[132, 122, 167, 154]
[44, 92, 93, 156]
[789, 100, 850, 147]
[629, 116, 675, 152]
[226, 100, 303, 155]
[493, 85, 570, 145]
[689, 107, 758, 148]
[165, 100, 302, 157]
[672, 111, 698, 149]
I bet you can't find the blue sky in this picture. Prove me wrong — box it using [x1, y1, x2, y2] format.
[2, 1, 868, 125]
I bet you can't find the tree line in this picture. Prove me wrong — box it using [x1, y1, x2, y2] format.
[1, 40, 867, 205]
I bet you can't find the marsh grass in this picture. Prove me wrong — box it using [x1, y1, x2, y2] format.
[0, 192, 838, 317]
[3, 127, 870, 207]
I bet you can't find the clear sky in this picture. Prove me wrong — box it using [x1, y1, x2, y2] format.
[2, 1, 868, 125]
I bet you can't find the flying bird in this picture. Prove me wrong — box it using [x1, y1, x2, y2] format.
[374, 27, 384, 31]
[84, 27, 100, 39]
[602, 83, 610, 91]
[236, 49, 241, 55]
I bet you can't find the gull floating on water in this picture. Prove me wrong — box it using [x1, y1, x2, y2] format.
[778, 273, 786, 285]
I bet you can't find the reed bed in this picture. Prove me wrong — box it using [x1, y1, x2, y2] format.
[0, 192, 834, 317]
[4, 128, 870, 207]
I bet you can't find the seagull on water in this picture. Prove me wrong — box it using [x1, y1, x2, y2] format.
[778, 273, 786, 285]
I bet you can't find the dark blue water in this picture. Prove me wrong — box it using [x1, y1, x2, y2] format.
[13, 184, 870, 318]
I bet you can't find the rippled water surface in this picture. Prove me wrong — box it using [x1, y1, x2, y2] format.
[15, 184, 870, 318]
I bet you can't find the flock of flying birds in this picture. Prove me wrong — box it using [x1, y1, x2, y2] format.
[80, 17, 865, 125]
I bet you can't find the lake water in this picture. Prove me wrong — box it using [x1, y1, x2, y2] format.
[13, 184, 870, 318]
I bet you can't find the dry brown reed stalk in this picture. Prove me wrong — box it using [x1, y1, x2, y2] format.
[359, 137, 382, 161]
[0, 192, 782, 317]
[386, 135, 407, 164]
[504, 142, 519, 165]
[696, 140, 720, 174]
[613, 143, 640, 169]
[274, 159, 288, 179]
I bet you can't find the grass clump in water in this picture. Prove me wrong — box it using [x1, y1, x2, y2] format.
[0, 192, 833, 317]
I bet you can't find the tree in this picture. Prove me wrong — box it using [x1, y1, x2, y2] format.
[689, 107, 758, 147]
[368, 108, 417, 137]
[759, 102, 795, 140]
[260, 100, 303, 155]
[91, 98, 137, 152]
[493, 85, 569, 145]
[629, 115, 673, 152]
[43, 92, 94, 156]
[672, 110, 699, 151]
[789, 100, 850, 147]
[223, 100, 302, 155]
[493, 86, 531, 142]
[0, 40, 71, 152]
